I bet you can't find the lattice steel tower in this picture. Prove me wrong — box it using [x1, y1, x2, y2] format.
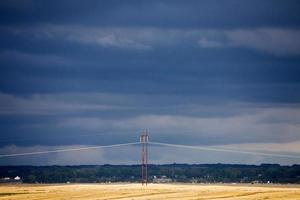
[140, 129, 149, 185]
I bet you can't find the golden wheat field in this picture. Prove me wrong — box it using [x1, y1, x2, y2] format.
[0, 183, 300, 200]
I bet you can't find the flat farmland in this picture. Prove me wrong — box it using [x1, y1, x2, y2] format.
[0, 183, 300, 200]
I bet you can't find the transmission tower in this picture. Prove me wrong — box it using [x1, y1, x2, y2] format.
[140, 129, 149, 185]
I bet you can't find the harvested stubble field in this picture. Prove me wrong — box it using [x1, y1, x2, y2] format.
[0, 183, 300, 200]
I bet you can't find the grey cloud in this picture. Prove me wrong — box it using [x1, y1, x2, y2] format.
[226, 29, 300, 56]
[197, 38, 227, 48]
[0, 92, 118, 115]
[72, 31, 152, 50]
[1, 91, 300, 147]
[59, 106, 300, 145]
[0, 92, 260, 116]
[0, 50, 74, 67]
[197, 29, 300, 56]
[5, 25, 300, 56]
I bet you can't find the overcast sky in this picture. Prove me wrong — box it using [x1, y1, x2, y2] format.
[0, 0, 300, 165]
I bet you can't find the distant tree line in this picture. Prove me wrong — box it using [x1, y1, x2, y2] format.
[0, 164, 299, 183]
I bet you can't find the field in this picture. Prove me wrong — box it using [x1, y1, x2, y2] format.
[0, 183, 300, 200]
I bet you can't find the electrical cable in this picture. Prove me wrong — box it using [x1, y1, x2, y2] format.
[149, 141, 300, 159]
[0, 142, 140, 158]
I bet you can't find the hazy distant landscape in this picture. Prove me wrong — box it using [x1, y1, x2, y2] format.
[1, 164, 300, 184]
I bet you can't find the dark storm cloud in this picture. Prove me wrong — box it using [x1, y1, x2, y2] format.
[1, 0, 300, 28]
[0, 0, 300, 164]
[1, 26, 300, 100]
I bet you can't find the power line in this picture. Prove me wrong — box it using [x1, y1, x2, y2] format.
[0, 142, 140, 158]
[0, 140, 299, 160]
[149, 141, 300, 159]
